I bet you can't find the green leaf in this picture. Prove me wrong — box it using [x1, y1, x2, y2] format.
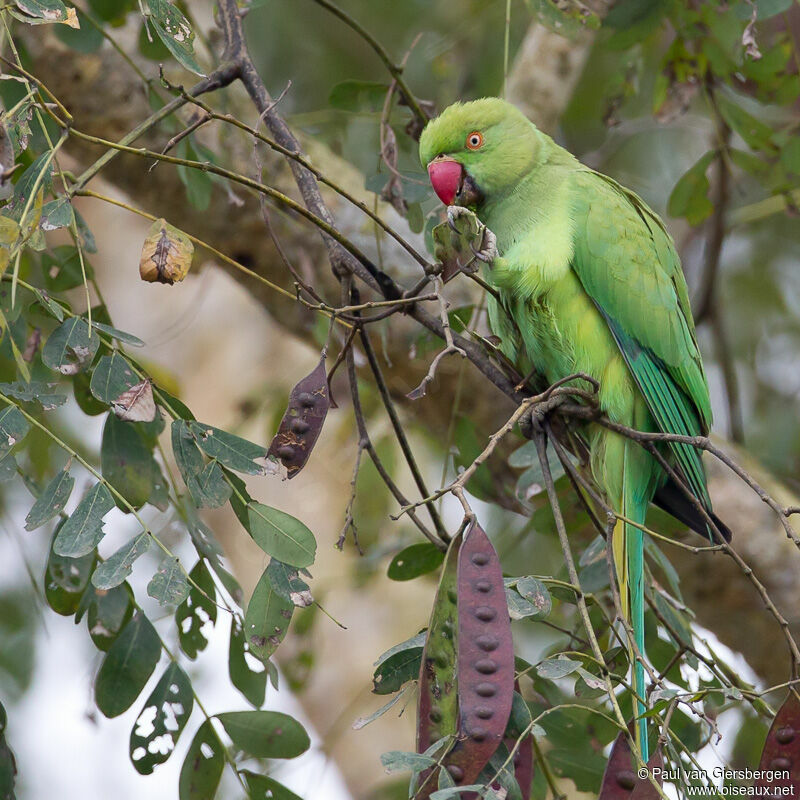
[193, 460, 232, 508]
[13, 0, 78, 26]
[241, 771, 303, 800]
[179, 720, 224, 800]
[44, 522, 96, 616]
[243, 566, 294, 663]
[0, 406, 29, 459]
[506, 588, 540, 620]
[40, 196, 75, 231]
[229, 616, 267, 708]
[53, 482, 114, 557]
[90, 321, 145, 347]
[177, 141, 213, 211]
[0, 382, 66, 411]
[216, 711, 310, 759]
[147, 556, 189, 606]
[145, 0, 203, 75]
[101, 414, 156, 510]
[0, 701, 16, 800]
[379, 750, 436, 774]
[246, 503, 316, 568]
[387, 542, 444, 581]
[175, 560, 217, 660]
[86, 583, 134, 651]
[373, 644, 423, 695]
[536, 656, 581, 679]
[328, 80, 388, 112]
[42, 246, 93, 292]
[667, 151, 716, 226]
[375, 631, 427, 667]
[91, 532, 151, 590]
[130, 662, 194, 775]
[715, 92, 776, 152]
[25, 467, 74, 530]
[95, 611, 161, 718]
[515, 576, 552, 618]
[90, 352, 139, 403]
[266, 559, 312, 606]
[353, 688, 409, 731]
[188, 421, 268, 475]
[0, 454, 15, 482]
[42, 317, 99, 375]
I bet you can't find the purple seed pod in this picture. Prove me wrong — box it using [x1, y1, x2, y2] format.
[444, 519, 514, 787]
[599, 730, 663, 799]
[755, 691, 800, 794]
[267, 356, 330, 479]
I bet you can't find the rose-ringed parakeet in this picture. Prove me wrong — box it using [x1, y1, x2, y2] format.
[419, 98, 731, 761]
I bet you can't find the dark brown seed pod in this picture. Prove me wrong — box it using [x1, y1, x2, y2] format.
[598, 730, 663, 800]
[267, 356, 330, 479]
[755, 691, 800, 793]
[443, 519, 514, 787]
[416, 535, 461, 800]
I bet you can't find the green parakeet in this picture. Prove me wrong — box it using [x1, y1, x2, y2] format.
[419, 98, 731, 761]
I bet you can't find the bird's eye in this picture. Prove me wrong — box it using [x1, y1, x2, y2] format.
[466, 131, 484, 150]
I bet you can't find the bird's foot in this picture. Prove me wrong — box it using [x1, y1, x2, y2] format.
[434, 206, 498, 282]
[519, 393, 569, 440]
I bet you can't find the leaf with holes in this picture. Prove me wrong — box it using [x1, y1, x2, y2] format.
[246, 503, 316, 568]
[95, 611, 161, 718]
[145, 1, 203, 76]
[13, 0, 78, 27]
[515, 577, 552, 618]
[0, 382, 66, 412]
[229, 615, 267, 708]
[243, 566, 294, 663]
[179, 719, 224, 800]
[148, 557, 189, 606]
[175, 560, 216, 660]
[216, 711, 310, 759]
[42, 317, 99, 375]
[129, 662, 193, 775]
[266, 559, 312, 607]
[0, 406, 29, 459]
[92, 532, 150, 590]
[53, 482, 114, 557]
[112, 379, 157, 423]
[25, 467, 74, 530]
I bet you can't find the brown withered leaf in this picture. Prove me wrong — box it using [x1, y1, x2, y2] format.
[111, 379, 157, 423]
[139, 219, 194, 285]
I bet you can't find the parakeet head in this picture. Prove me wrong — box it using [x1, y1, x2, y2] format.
[419, 98, 541, 208]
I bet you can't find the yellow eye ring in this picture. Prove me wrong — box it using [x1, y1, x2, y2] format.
[466, 131, 484, 150]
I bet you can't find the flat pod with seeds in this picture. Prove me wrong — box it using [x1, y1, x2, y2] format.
[755, 691, 800, 794]
[415, 521, 516, 797]
[267, 356, 330, 479]
[598, 729, 662, 800]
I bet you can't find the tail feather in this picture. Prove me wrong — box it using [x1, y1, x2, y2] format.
[613, 444, 649, 762]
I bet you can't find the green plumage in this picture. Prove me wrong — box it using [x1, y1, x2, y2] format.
[420, 98, 723, 762]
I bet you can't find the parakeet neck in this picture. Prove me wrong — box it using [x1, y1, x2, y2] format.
[478, 152, 578, 255]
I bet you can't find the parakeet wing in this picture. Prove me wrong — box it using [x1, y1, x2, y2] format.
[570, 170, 713, 508]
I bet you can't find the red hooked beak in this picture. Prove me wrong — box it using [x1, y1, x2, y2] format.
[427, 158, 463, 206]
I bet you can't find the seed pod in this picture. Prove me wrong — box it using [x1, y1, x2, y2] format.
[444, 519, 514, 787]
[267, 357, 330, 479]
[599, 730, 662, 800]
[415, 534, 460, 800]
[755, 691, 800, 793]
[139, 218, 194, 285]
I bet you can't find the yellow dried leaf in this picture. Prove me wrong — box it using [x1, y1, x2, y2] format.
[63, 7, 79, 28]
[139, 218, 194, 285]
[0, 217, 20, 247]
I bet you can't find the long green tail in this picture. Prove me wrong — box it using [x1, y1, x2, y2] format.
[612, 444, 649, 763]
